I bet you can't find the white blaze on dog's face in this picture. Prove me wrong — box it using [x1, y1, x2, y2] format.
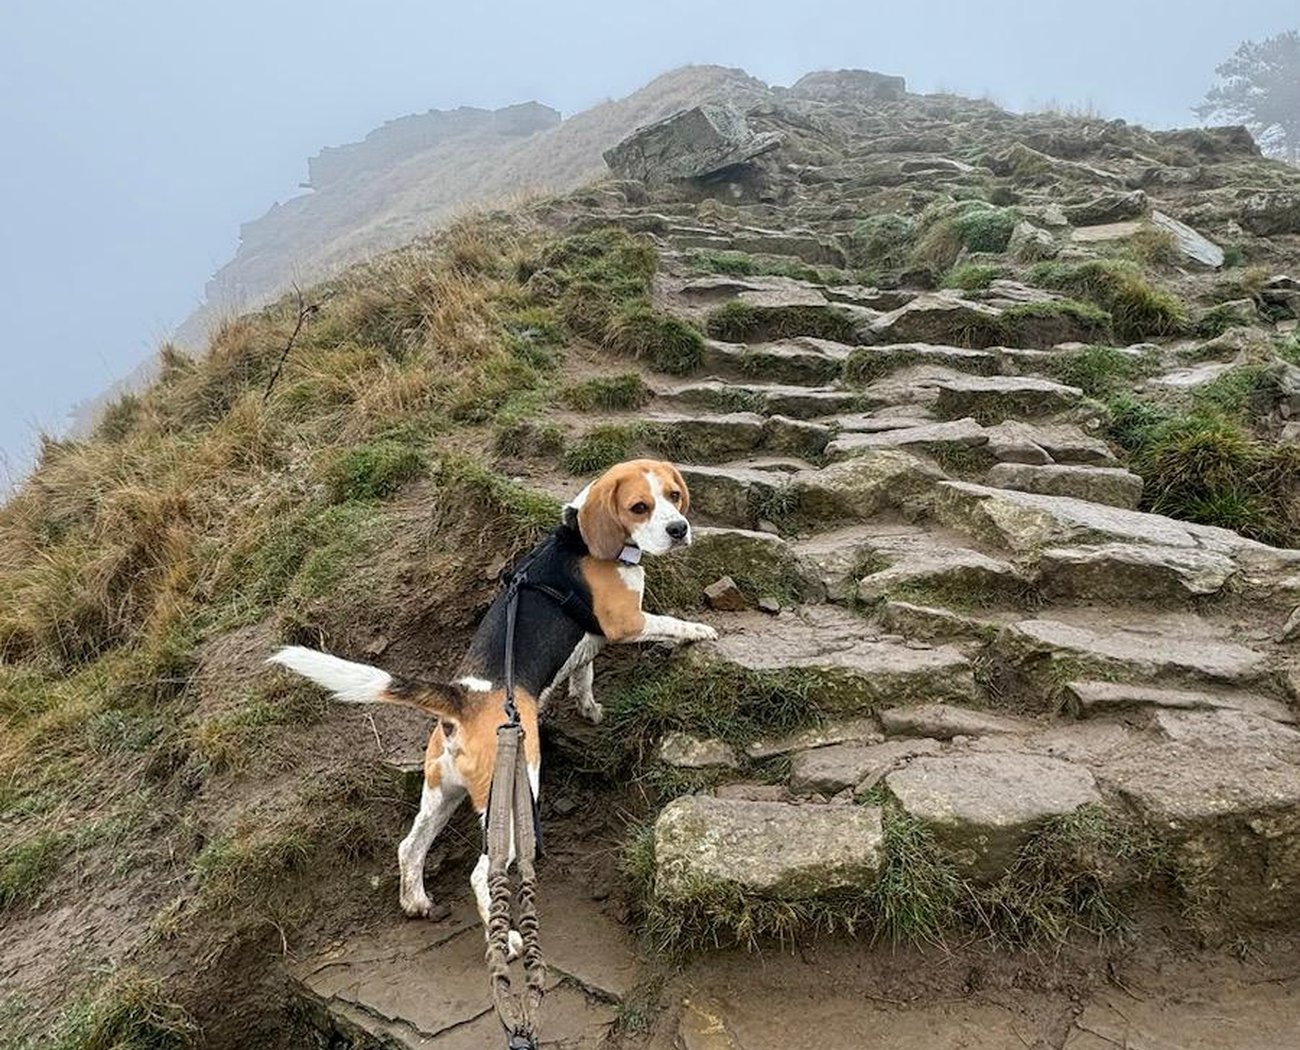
[572, 459, 692, 559]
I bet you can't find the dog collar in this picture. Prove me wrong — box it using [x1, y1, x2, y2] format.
[617, 545, 642, 566]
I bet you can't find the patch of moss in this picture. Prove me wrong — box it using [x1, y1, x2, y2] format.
[850, 213, 917, 271]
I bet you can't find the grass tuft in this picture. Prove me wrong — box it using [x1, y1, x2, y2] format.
[1029, 259, 1187, 341]
[0, 834, 62, 912]
[325, 439, 426, 502]
[44, 972, 198, 1050]
[704, 301, 857, 343]
[562, 373, 652, 411]
[604, 303, 704, 375]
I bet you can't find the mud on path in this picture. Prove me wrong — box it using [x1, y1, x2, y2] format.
[286, 781, 1300, 1050]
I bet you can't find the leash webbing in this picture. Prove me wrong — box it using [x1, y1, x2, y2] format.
[484, 571, 546, 1050]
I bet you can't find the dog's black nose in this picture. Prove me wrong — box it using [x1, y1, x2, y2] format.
[667, 520, 688, 541]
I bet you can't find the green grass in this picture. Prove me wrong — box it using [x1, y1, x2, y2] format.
[995, 299, 1113, 347]
[942, 263, 1004, 291]
[704, 301, 857, 343]
[850, 213, 917, 272]
[604, 303, 704, 375]
[561, 372, 652, 411]
[1046, 345, 1159, 399]
[910, 203, 1019, 273]
[563, 423, 643, 476]
[0, 834, 62, 912]
[625, 800, 1174, 955]
[42, 973, 198, 1050]
[1029, 259, 1187, 341]
[325, 439, 426, 502]
[1191, 363, 1272, 420]
[532, 227, 658, 340]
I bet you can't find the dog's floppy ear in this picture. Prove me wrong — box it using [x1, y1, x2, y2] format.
[578, 474, 626, 560]
[666, 462, 690, 515]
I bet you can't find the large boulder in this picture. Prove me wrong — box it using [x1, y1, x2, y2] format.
[653, 796, 884, 899]
[1238, 190, 1300, 236]
[603, 104, 781, 183]
[791, 450, 942, 522]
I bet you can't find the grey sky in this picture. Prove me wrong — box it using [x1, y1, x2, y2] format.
[1, 0, 1294, 476]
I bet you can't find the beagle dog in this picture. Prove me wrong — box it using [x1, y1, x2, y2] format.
[268, 459, 716, 955]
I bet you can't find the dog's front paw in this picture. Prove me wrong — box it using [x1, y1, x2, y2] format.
[578, 698, 605, 724]
[685, 622, 718, 643]
[400, 893, 435, 919]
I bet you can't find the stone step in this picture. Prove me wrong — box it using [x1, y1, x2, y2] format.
[885, 752, 1102, 878]
[789, 738, 942, 794]
[790, 450, 943, 525]
[644, 411, 768, 462]
[659, 380, 868, 419]
[857, 546, 1026, 606]
[879, 703, 1033, 739]
[695, 605, 975, 713]
[844, 343, 1002, 384]
[980, 421, 1117, 467]
[985, 463, 1144, 510]
[931, 481, 1274, 561]
[647, 526, 813, 609]
[679, 273, 830, 307]
[1032, 543, 1238, 602]
[745, 716, 883, 761]
[1063, 680, 1296, 724]
[700, 336, 857, 385]
[676, 462, 800, 529]
[993, 616, 1277, 701]
[824, 418, 989, 463]
[933, 375, 1093, 425]
[654, 796, 884, 901]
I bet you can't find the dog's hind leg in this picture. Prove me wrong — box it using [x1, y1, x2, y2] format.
[568, 659, 601, 724]
[398, 734, 463, 918]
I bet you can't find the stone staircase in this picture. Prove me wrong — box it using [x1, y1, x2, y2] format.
[291, 192, 1300, 1048]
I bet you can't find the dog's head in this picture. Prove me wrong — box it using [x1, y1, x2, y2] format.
[564, 459, 692, 560]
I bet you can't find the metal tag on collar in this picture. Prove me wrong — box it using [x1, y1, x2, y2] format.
[617, 544, 642, 565]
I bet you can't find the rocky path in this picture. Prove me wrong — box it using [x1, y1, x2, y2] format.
[291, 198, 1300, 1046]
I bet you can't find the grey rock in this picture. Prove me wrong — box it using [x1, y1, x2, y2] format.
[745, 717, 883, 760]
[1064, 680, 1295, 724]
[788, 68, 907, 101]
[858, 547, 1023, 603]
[1034, 543, 1237, 601]
[791, 450, 943, 522]
[986, 463, 1143, 509]
[1063, 189, 1148, 226]
[880, 703, 1031, 740]
[654, 796, 884, 899]
[867, 293, 1002, 347]
[1151, 210, 1224, 268]
[603, 104, 781, 183]
[934, 375, 1087, 424]
[825, 418, 989, 461]
[1008, 220, 1058, 262]
[659, 731, 740, 769]
[704, 576, 747, 612]
[676, 463, 792, 529]
[789, 738, 943, 794]
[701, 337, 855, 385]
[644, 412, 766, 462]
[886, 752, 1100, 877]
[1239, 190, 1300, 236]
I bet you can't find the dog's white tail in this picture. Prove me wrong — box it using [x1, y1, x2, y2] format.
[268, 645, 392, 704]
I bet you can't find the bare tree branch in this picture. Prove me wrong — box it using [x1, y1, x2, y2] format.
[262, 285, 320, 403]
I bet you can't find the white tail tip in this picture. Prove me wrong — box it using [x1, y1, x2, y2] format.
[268, 645, 392, 705]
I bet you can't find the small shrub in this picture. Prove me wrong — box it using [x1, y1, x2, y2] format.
[1222, 244, 1247, 268]
[562, 373, 652, 412]
[604, 303, 704, 375]
[952, 205, 1019, 253]
[1192, 364, 1271, 421]
[326, 440, 426, 502]
[943, 263, 1003, 291]
[1029, 259, 1187, 341]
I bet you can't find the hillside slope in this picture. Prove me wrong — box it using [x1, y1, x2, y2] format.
[6, 69, 1300, 1049]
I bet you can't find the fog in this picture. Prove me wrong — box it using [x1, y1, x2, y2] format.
[1, 0, 1294, 476]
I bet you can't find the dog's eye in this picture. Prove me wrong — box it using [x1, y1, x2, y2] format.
[669, 490, 682, 502]
[630, 501, 649, 515]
